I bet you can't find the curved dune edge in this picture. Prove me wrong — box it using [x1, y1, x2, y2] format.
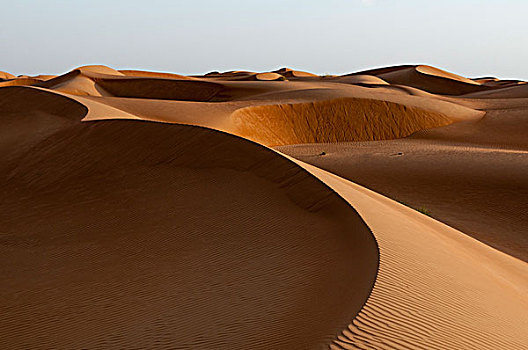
[231, 97, 455, 146]
[353, 65, 488, 95]
[0, 86, 138, 121]
[1, 120, 379, 349]
[285, 158, 528, 349]
[274, 68, 318, 78]
[332, 75, 390, 85]
[415, 65, 481, 85]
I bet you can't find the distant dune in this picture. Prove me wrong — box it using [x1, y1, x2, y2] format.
[1, 64, 527, 349]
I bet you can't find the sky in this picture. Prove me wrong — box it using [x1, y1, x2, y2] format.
[1, 0, 527, 80]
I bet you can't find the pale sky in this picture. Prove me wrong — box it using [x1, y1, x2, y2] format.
[1, 0, 527, 80]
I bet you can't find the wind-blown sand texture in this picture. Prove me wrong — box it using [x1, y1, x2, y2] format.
[1, 64, 527, 349]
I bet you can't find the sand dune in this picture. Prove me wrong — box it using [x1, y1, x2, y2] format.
[274, 68, 318, 78]
[353, 65, 489, 95]
[463, 82, 528, 98]
[0, 120, 377, 349]
[416, 64, 481, 85]
[119, 69, 195, 80]
[36, 70, 114, 96]
[332, 75, 389, 85]
[1, 64, 527, 349]
[231, 97, 457, 146]
[0, 71, 16, 80]
[0, 77, 44, 87]
[0, 86, 87, 162]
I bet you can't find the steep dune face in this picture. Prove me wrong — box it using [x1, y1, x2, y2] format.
[0, 120, 378, 349]
[119, 69, 195, 80]
[231, 97, 454, 146]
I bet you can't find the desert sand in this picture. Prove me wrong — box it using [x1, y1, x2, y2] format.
[1, 64, 527, 349]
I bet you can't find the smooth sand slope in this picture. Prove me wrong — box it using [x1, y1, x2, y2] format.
[293, 161, 528, 350]
[1, 64, 527, 349]
[0, 120, 377, 349]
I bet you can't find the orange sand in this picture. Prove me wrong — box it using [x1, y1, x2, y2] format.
[1, 64, 527, 349]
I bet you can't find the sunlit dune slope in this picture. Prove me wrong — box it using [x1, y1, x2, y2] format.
[332, 75, 389, 85]
[0, 71, 16, 80]
[0, 78, 44, 87]
[0, 120, 378, 350]
[119, 69, 195, 80]
[289, 160, 528, 350]
[231, 97, 455, 146]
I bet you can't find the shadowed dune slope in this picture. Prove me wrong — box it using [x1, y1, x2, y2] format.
[0, 120, 378, 350]
[92, 77, 224, 101]
[231, 97, 455, 146]
[0, 86, 87, 161]
[463, 83, 528, 98]
[35, 65, 225, 100]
